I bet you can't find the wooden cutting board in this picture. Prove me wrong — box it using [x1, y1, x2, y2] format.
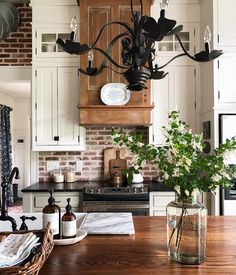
[109, 150, 127, 180]
[104, 148, 126, 180]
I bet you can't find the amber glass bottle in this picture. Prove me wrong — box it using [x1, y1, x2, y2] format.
[42, 190, 61, 239]
[62, 198, 77, 239]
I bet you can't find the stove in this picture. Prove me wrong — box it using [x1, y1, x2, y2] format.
[83, 186, 150, 216]
[83, 186, 149, 201]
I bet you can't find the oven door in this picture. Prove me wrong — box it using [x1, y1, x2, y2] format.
[83, 201, 149, 216]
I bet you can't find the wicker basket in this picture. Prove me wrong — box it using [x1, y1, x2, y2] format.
[0, 223, 54, 275]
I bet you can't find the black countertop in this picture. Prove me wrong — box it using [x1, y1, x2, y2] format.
[21, 181, 173, 193]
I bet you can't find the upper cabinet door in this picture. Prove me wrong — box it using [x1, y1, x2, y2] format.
[218, 55, 236, 104]
[57, 67, 80, 146]
[152, 65, 197, 145]
[174, 66, 196, 130]
[35, 67, 58, 146]
[217, 0, 236, 49]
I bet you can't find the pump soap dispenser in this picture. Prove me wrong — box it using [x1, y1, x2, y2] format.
[42, 190, 61, 239]
[62, 198, 77, 239]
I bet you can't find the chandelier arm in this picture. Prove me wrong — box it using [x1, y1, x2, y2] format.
[99, 32, 133, 68]
[175, 34, 201, 62]
[93, 47, 130, 69]
[90, 21, 134, 49]
[80, 33, 133, 76]
[131, 0, 143, 19]
[79, 64, 125, 76]
[155, 53, 187, 70]
[140, 39, 154, 67]
[102, 65, 126, 75]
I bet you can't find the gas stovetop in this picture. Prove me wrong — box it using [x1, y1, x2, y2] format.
[84, 186, 148, 195]
[83, 186, 149, 201]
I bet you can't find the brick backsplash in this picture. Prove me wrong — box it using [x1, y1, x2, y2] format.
[0, 3, 32, 66]
[38, 127, 159, 182]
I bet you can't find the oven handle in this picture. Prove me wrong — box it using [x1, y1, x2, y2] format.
[83, 203, 149, 211]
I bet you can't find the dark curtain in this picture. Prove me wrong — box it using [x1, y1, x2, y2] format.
[0, 105, 13, 206]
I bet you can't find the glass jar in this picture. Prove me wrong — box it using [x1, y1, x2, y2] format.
[53, 169, 64, 183]
[64, 168, 75, 183]
[166, 192, 207, 264]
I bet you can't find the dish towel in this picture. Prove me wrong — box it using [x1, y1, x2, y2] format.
[0, 232, 37, 262]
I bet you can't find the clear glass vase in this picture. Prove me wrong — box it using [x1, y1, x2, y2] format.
[166, 193, 207, 264]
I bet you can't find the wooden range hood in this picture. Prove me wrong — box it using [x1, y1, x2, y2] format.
[78, 104, 154, 127]
[78, 0, 153, 127]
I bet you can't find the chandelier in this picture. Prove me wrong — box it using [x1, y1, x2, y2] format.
[57, 0, 222, 91]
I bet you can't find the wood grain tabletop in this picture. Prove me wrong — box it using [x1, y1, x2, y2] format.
[39, 216, 236, 275]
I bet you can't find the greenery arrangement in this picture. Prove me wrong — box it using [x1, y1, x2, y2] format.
[111, 111, 236, 200]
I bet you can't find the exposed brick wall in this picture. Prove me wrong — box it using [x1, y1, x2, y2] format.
[38, 127, 159, 183]
[0, 3, 32, 66]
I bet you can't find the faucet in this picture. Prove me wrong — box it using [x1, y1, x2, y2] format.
[0, 167, 20, 231]
[8, 167, 20, 183]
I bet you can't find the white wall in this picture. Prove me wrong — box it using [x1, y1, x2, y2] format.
[0, 91, 14, 108]
[0, 93, 31, 195]
[12, 98, 31, 194]
[0, 66, 32, 197]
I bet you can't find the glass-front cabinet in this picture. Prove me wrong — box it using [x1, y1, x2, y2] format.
[156, 25, 197, 56]
[34, 27, 75, 57]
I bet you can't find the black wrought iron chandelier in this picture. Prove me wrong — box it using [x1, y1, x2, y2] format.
[57, 0, 222, 91]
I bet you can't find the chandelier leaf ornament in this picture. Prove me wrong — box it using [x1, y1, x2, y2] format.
[0, 1, 19, 41]
[56, 0, 222, 91]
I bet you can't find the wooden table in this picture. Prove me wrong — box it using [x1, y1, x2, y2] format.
[40, 216, 236, 274]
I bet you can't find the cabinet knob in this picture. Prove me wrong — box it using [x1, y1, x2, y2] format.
[54, 136, 59, 141]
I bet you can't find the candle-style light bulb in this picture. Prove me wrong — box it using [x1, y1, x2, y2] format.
[70, 16, 78, 32]
[204, 25, 211, 54]
[160, 0, 169, 17]
[88, 50, 94, 67]
[160, 0, 169, 10]
[204, 25, 211, 43]
[70, 16, 78, 41]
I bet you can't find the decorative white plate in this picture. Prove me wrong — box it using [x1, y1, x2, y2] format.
[100, 83, 131, 105]
[53, 230, 87, 246]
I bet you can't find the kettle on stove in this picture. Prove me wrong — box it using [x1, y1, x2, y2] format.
[110, 171, 123, 187]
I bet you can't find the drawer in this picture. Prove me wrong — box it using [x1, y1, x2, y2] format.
[153, 210, 167, 216]
[34, 193, 80, 209]
[151, 192, 175, 208]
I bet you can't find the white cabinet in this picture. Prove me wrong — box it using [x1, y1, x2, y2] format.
[151, 65, 199, 145]
[200, 0, 236, 215]
[150, 1, 201, 145]
[217, 54, 236, 104]
[31, 0, 85, 151]
[32, 67, 85, 151]
[214, 0, 236, 106]
[217, 0, 236, 49]
[23, 191, 82, 212]
[149, 192, 175, 216]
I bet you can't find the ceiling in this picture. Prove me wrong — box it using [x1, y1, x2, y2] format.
[0, 81, 31, 98]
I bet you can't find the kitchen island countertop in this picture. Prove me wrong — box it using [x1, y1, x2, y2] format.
[39, 216, 236, 274]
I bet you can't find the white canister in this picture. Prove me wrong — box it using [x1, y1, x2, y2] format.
[132, 172, 143, 183]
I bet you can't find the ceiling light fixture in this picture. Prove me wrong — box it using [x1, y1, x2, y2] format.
[56, 0, 222, 91]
